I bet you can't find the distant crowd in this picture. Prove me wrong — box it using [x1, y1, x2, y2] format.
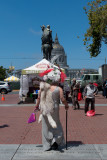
[63, 78, 99, 115]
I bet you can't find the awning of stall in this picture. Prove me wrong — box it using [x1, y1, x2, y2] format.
[4, 76, 20, 82]
[21, 59, 64, 75]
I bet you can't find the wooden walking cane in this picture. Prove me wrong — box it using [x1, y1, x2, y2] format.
[66, 110, 68, 150]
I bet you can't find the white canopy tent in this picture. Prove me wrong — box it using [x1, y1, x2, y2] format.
[21, 59, 60, 75]
[4, 76, 20, 82]
[19, 59, 65, 103]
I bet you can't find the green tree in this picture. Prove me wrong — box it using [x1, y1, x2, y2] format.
[0, 66, 7, 81]
[83, 0, 107, 57]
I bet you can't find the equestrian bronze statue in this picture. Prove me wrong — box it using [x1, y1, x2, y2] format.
[41, 25, 53, 61]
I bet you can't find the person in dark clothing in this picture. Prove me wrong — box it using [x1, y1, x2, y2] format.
[64, 80, 70, 102]
[83, 81, 98, 115]
[103, 78, 107, 98]
[71, 78, 80, 110]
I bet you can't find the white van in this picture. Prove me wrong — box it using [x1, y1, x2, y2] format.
[77, 74, 103, 91]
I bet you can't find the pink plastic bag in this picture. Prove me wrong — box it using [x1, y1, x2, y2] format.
[27, 113, 36, 123]
[87, 110, 95, 117]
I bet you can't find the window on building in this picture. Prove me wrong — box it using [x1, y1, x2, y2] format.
[62, 56, 64, 62]
[84, 75, 90, 80]
[59, 57, 61, 62]
[93, 75, 99, 80]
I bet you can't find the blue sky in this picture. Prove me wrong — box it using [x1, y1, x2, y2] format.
[0, 0, 106, 71]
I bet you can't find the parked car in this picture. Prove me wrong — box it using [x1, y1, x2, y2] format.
[0, 81, 12, 94]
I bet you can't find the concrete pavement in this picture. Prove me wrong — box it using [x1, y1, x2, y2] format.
[0, 144, 107, 160]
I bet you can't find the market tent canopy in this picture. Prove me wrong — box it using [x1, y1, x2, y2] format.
[21, 59, 63, 75]
[4, 76, 20, 82]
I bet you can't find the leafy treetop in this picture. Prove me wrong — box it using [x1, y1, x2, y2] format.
[83, 0, 107, 57]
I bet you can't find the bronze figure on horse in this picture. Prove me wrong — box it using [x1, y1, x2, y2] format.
[41, 25, 53, 61]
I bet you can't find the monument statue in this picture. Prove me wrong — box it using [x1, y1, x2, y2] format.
[41, 25, 53, 61]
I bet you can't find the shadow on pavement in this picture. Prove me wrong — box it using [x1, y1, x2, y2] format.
[0, 124, 9, 128]
[67, 141, 83, 147]
[95, 113, 104, 116]
[36, 144, 43, 147]
[78, 108, 84, 110]
[58, 141, 83, 153]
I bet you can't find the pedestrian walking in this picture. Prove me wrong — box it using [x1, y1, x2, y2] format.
[34, 68, 69, 151]
[103, 78, 107, 98]
[83, 81, 98, 116]
[63, 80, 71, 102]
[71, 78, 80, 110]
[18, 75, 29, 104]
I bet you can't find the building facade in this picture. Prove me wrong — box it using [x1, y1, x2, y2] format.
[51, 34, 69, 76]
[51, 34, 98, 78]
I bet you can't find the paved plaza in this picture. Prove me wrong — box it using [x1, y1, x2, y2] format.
[0, 92, 107, 160]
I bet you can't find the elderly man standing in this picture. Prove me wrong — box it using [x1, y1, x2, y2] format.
[71, 78, 80, 110]
[83, 81, 98, 115]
